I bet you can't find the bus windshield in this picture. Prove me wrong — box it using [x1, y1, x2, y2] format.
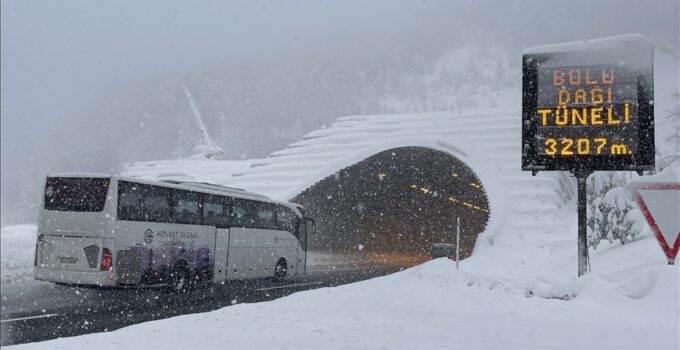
[44, 177, 110, 212]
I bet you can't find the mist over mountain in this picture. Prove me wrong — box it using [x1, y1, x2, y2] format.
[1, 0, 678, 225]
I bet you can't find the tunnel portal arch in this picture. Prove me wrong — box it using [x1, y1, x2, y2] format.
[293, 146, 490, 261]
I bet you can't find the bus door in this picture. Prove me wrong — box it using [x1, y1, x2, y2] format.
[227, 227, 259, 279]
[204, 195, 231, 282]
[297, 218, 314, 275]
[213, 227, 229, 281]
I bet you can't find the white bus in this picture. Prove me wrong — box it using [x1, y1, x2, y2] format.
[33, 174, 314, 291]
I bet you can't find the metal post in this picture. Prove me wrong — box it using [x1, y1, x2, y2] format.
[182, 85, 215, 151]
[456, 217, 460, 270]
[576, 171, 591, 277]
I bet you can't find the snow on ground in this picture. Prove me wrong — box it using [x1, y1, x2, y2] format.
[7, 222, 678, 350]
[1, 225, 36, 285]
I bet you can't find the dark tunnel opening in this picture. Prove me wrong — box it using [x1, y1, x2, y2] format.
[292, 146, 490, 264]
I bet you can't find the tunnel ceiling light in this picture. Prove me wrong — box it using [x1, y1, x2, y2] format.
[457, 200, 489, 213]
[409, 180, 489, 214]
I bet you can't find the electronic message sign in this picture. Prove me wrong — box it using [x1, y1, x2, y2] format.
[522, 35, 654, 172]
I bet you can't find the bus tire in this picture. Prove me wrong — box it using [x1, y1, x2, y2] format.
[274, 259, 287, 281]
[168, 262, 190, 293]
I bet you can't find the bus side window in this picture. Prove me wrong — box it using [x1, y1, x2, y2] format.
[231, 199, 249, 227]
[118, 181, 169, 222]
[255, 203, 276, 229]
[204, 195, 230, 228]
[143, 190, 171, 222]
[275, 206, 295, 233]
[172, 189, 202, 225]
[118, 181, 141, 221]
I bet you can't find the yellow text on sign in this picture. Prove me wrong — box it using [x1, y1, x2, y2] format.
[552, 68, 615, 86]
[537, 104, 630, 126]
[544, 137, 632, 156]
[557, 87, 613, 105]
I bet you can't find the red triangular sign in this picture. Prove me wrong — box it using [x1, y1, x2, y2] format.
[629, 182, 680, 264]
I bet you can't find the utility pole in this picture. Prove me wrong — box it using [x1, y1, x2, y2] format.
[182, 85, 224, 159]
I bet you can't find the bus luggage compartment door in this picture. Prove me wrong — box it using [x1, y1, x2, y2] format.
[214, 228, 229, 281]
[38, 235, 103, 272]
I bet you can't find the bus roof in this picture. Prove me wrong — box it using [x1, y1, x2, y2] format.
[47, 172, 111, 178]
[46, 173, 304, 216]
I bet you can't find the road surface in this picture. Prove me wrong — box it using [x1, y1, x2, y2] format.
[1, 252, 406, 346]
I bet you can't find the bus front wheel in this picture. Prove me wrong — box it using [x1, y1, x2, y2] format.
[168, 263, 190, 292]
[274, 259, 287, 281]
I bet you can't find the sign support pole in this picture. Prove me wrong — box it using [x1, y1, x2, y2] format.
[575, 171, 592, 277]
[456, 217, 460, 270]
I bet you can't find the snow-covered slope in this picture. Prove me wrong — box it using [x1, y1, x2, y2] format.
[378, 45, 519, 112]
[0, 225, 36, 284]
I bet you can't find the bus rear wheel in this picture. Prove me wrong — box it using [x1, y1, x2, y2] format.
[274, 259, 287, 281]
[168, 264, 190, 293]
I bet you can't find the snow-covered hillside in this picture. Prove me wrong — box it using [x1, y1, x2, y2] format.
[0, 225, 36, 284]
[378, 45, 519, 113]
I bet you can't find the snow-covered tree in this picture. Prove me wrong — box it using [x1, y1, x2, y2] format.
[664, 91, 680, 155]
[586, 172, 643, 248]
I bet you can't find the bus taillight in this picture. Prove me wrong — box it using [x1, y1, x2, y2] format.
[100, 248, 112, 271]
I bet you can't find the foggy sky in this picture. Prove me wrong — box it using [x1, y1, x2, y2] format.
[1, 0, 678, 223]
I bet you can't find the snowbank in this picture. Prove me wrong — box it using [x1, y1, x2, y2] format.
[8, 233, 678, 350]
[1, 225, 36, 285]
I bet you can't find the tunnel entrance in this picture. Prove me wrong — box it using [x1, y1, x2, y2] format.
[292, 146, 490, 263]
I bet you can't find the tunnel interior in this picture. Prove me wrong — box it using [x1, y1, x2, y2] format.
[292, 146, 490, 263]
